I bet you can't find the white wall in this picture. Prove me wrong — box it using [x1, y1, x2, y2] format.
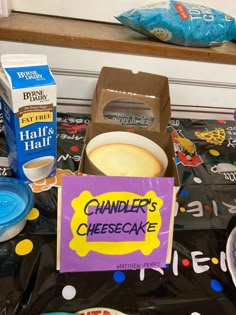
[0, 40, 235, 120]
[11, 0, 236, 23]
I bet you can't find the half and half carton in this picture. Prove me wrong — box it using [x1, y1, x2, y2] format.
[0, 54, 57, 183]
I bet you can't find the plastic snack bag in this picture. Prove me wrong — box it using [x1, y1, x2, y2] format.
[115, 0, 236, 47]
[233, 20, 236, 42]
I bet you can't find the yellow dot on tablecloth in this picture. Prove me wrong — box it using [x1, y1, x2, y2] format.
[15, 239, 33, 256]
[180, 207, 186, 212]
[27, 208, 39, 220]
[211, 257, 219, 264]
[209, 149, 220, 156]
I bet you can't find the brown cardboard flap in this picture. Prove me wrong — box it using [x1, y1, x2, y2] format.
[92, 67, 170, 132]
[84, 147, 106, 176]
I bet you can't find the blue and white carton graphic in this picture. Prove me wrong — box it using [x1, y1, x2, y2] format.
[0, 54, 57, 182]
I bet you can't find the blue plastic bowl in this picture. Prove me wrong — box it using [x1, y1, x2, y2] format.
[0, 177, 34, 242]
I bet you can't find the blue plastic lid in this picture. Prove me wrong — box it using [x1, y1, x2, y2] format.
[0, 177, 34, 229]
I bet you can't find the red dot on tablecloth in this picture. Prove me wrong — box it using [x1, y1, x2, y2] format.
[217, 120, 226, 124]
[205, 205, 211, 211]
[70, 145, 79, 152]
[182, 259, 190, 267]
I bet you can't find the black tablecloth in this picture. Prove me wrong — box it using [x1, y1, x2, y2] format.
[0, 112, 236, 315]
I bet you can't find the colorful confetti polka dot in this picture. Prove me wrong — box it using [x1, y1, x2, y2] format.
[62, 285, 76, 300]
[209, 149, 220, 157]
[15, 239, 33, 256]
[193, 177, 202, 184]
[165, 264, 171, 268]
[217, 120, 226, 124]
[211, 279, 223, 292]
[180, 207, 186, 213]
[180, 189, 189, 197]
[204, 205, 211, 211]
[113, 271, 126, 283]
[70, 145, 79, 152]
[27, 208, 39, 220]
[219, 204, 225, 210]
[191, 313, 201, 315]
[211, 257, 219, 264]
[182, 259, 190, 267]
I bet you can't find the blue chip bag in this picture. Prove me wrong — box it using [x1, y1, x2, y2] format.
[233, 20, 236, 42]
[116, 1, 236, 47]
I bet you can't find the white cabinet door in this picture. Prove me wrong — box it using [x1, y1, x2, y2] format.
[11, 0, 236, 23]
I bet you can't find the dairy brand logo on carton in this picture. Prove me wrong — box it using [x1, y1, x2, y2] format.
[17, 70, 43, 80]
[4, 65, 55, 89]
[23, 90, 48, 102]
[18, 87, 53, 128]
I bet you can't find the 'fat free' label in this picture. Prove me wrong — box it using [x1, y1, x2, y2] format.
[18, 103, 54, 128]
[20, 111, 53, 128]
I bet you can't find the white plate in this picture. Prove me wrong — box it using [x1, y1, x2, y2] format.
[226, 226, 236, 287]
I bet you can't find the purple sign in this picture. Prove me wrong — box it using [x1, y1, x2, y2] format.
[59, 175, 174, 272]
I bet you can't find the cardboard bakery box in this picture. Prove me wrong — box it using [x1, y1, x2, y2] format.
[90, 66, 170, 132]
[79, 66, 179, 186]
[77, 66, 179, 264]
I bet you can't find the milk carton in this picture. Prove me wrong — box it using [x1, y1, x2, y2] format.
[0, 54, 57, 182]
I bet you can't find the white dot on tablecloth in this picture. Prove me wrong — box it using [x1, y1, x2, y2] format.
[193, 177, 202, 184]
[191, 313, 201, 315]
[62, 285, 76, 300]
